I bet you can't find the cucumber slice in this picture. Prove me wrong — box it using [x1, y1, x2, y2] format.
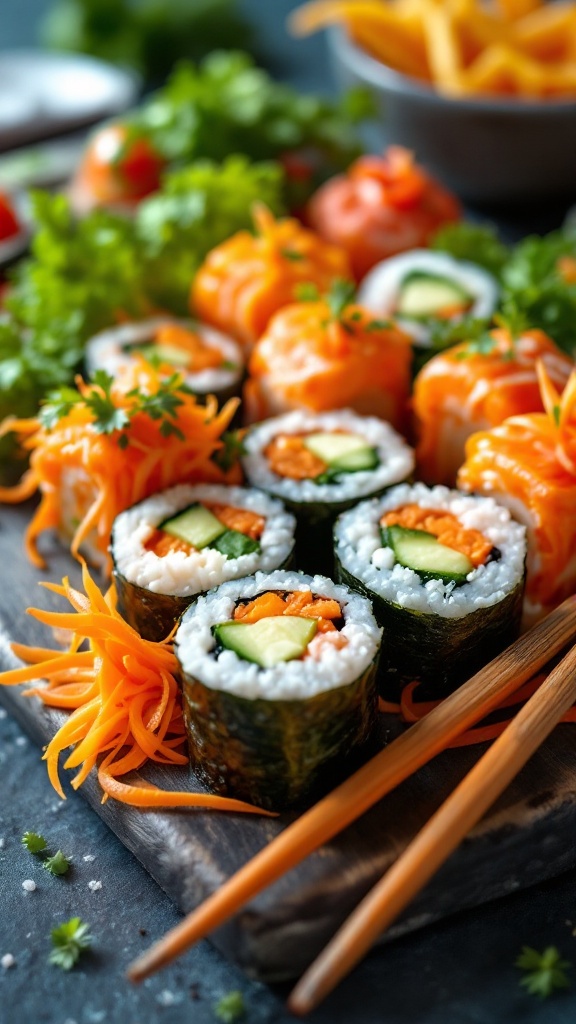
[132, 342, 192, 368]
[303, 431, 368, 464]
[382, 525, 474, 584]
[214, 616, 318, 668]
[397, 272, 471, 318]
[160, 504, 226, 548]
[210, 529, 260, 559]
[330, 446, 379, 473]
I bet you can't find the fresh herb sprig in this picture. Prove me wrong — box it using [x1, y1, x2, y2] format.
[49, 918, 92, 971]
[43, 851, 71, 877]
[516, 946, 572, 998]
[213, 990, 246, 1023]
[21, 832, 47, 854]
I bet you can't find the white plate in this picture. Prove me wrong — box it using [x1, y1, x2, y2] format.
[0, 50, 139, 151]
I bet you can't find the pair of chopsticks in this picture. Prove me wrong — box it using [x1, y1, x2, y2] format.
[128, 595, 576, 1011]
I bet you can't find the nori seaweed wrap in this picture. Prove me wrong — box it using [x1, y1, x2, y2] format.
[175, 569, 382, 811]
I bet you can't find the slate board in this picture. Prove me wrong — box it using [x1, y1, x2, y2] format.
[2, 501, 576, 983]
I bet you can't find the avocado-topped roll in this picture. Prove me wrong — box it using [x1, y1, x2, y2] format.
[358, 250, 498, 368]
[175, 569, 382, 810]
[335, 483, 526, 697]
[112, 484, 296, 641]
[86, 317, 244, 406]
[242, 409, 414, 575]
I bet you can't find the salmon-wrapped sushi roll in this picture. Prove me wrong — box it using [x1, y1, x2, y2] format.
[458, 364, 576, 625]
[414, 327, 573, 486]
[191, 205, 351, 349]
[244, 282, 412, 431]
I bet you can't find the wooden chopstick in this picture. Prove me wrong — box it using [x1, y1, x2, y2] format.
[127, 596, 576, 984]
[288, 639, 576, 1016]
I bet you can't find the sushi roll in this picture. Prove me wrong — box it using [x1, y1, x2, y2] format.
[112, 484, 296, 641]
[334, 483, 526, 697]
[242, 409, 415, 575]
[85, 318, 244, 407]
[413, 327, 573, 486]
[175, 569, 382, 810]
[458, 365, 576, 626]
[357, 249, 498, 365]
[192, 204, 351, 349]
[243, 282, 412, 430]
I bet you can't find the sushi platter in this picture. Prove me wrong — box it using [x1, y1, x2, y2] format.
[2, 33, 576, 1004]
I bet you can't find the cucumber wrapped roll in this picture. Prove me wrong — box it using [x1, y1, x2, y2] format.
[175, 569, 382, 811]
[86, 317, 244, 407]
[334, 483, 526, 698]
[242, 409, 414, 576]
[112, 484, 296, 641]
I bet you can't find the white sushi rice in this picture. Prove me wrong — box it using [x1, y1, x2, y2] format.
[357, 250, 499, 345]
[175, 569, 382, 701]
[85, 317, 243, 394]
[112, 484, 296, 597]
[242, 409, 414, 506]
[335, 483, 526, 620]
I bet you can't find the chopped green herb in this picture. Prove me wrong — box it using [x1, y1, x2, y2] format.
[431, 222, 509, 279]
[553, 404, 561, 427]
[294, 282, 320, 303]
[21, 832, 47, 854]
[516, 946, 572, 998]
[43, 850, 71, 876]
[213, 430, 246, 473]
[281, 248, 304, 261]
[366, 318, 392, 331]
[455, 333, 498, 358]
[49, 918, 92, 971]
[214, 990, 246, 1023]
[327, 279, 356, 322]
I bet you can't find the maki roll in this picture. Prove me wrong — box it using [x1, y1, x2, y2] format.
[86, 318, 244, 407]
[112, 484, 296, 641]
[242, 409, 414, 575]
[243, 280, 412, 431]
[357, 249, 498, 367]
[175, 569, 382, 810]
[413, 327, 573, 486]
[334, 483, 526, 697]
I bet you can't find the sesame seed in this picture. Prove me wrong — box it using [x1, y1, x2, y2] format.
[22, 879, 36, 892]
[1, 954, 15, 969]
[88, 880, 102, 892]
[83, 854, 96, 863]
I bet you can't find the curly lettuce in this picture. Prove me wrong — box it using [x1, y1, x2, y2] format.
[500, 229, 576, 356]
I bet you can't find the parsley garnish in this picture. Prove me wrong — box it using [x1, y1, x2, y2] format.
[516, 946, 572, 998]
[84, 370, 129, 435]
[213, 430, 246, 473]
[455, 332, 498, 358]
[43, 851, 71, 876]
[327, 279, 356, 322]
[21, 832, 47, 854]
[213, 990, 246, 1022]
[49, 918, 92, 971]
[39, 387, 82, 430]
[281, 248, 304, 261]
[366, 318, 392, 331]
[294, 282, 320, 303]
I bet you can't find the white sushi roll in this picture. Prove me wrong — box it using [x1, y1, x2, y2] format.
[85, 317, 244, 401]
[358, 250, 499, 347]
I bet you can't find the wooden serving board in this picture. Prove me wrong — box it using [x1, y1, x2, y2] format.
[2, 501, 576, 982]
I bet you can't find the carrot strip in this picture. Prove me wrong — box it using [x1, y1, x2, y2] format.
[0, 564, 273, 817]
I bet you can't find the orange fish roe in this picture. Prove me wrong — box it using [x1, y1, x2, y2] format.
[264, 435, 327, 480]
[381, 505, 494, 566]
[144, 503, 266, 557]
[154, 324, 223, 372]
[233, 590, 343, 636]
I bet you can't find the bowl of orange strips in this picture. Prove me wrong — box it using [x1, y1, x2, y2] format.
[290, 0, 576, 204]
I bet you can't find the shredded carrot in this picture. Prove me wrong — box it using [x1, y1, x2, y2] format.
[0, 562, 274, 816]
[379, 672, 575, 747]
[381, 505, 495, 567]
[0, 364, 241, 574]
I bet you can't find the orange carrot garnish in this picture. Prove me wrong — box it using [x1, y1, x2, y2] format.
[0, 563, 274, 816]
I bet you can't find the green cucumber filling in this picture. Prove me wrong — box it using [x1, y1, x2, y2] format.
[380, 524, 474, 586]
[303, 431, 379, 481]
[155, 503, 261, 558]
[396, 271, 472, 319]
[214, 616, 318, 668]
[129, 341, 193, 368]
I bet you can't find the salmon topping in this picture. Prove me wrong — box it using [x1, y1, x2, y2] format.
[153, 324, 223, 372]
[144, 503, 265, 557]
[234, 590, 343, 636]
[265, 434, 327, 480]
[381, 505, 494, 567]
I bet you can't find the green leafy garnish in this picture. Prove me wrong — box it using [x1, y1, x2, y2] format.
[501, 229, 576, 357]
[455, 332, 498, 358]
[49, 918, 92, 971]
[213, 430, 246, 473]
[431, 222, 509, 279]
[84, 371, 129, 435]
[43, 851, 71, 876]
[213, 990, 246, 1023]
[21, 832, 47, 854]
[294, 282, 320, 303]
[516, 946, 572, 998]
[327, 279, 357, 322]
